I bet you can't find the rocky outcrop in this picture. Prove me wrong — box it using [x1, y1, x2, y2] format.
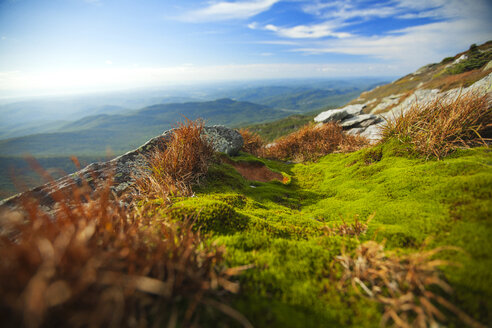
[313, 104, 383, 141]
[0, 125, 243, 211]
[315, 72, 492, 142]
[340, 114, 382, 129]
[370, 94, 403, 114]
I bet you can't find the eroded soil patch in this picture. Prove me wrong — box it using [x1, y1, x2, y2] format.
[222, 158, 283, 182]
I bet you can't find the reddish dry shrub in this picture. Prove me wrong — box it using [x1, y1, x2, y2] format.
[263, 122, 368, 162]
[382, 92, 491, 159]
[337, 241, 486, 328]
[238, 128, 265, 156]
[0, 163, 250, 328]
[136, 118, 215, 200]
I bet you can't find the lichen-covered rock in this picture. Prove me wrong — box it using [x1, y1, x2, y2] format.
[203, 125, 243, 156]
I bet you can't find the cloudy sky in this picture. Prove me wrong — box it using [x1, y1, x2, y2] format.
[0, 0, 491, 97]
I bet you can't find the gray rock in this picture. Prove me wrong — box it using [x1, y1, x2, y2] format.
[370, 94, 403, 114]
[203, 125, 243, 156]
[346, 127, 366, 135]
[344, 104, 366, 116]
[314, 104, 365, 123]
[340, 114, 381, 129]
[359, 124, 384, 142]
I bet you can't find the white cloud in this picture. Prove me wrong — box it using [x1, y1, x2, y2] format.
[180, 0, 279, 22]
[248, 22, 259, 29]
[264, 22, 351, 39]
[292, 18, 492, 72]
[303, 1, 399, 21]
[1, 36, 6, 41]
[105, 60, 113, 65]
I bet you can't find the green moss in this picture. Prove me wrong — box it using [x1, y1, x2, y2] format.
[169, 197, 249, 233]
[153, 139, 491, 327]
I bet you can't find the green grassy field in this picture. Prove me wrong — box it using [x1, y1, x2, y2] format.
[158, 140, 492, 327]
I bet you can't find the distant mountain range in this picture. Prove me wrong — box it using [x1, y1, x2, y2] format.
[0, 98, 287, 156]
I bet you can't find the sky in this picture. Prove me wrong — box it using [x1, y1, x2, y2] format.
[0, 0, 491, 98]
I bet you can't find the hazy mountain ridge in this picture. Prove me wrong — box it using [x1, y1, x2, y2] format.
[0, 99, 284, 157]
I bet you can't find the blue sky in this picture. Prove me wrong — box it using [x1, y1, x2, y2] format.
[0, 0, 491, 97]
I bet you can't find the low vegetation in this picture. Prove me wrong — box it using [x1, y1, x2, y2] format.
[347, 41, 492, 113]
[338, 242, 485, 328]
[260, 122, 368, 162]
[238, 128, 265, 157]
[1, 87, 491, 328]
[243, 113, 318, 142]
[382, 92, 491, 159]
[135, 119, 214, 200]
[445, 43, 492, 75]
[0, 177, 246, 327]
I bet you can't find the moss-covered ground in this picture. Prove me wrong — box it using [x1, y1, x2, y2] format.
[165, 140, 491, 327]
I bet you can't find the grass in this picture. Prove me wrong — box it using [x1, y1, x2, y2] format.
[2, 113, 491, 327]
[242, 113, 318, 142]
[261, 122, 369, 162]
[347, 41, 492, 114]
[0, 120, 251, 327]
[135, 118, 214, 200]
[444, 43, 492, 75]
[186, 142, 492, 327]
[381, 92, 491, 159]
[0, 173, 245, 327]
[338, 241, 486, 328]
[238, 128, 265, 157]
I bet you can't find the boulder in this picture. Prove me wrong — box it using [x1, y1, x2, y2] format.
[203, 125, 243, 156]
[314, 104, 365, 123]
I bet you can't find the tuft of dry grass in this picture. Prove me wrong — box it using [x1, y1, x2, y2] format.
[263, 122, 369, 162]
[337, 241, 486, 328]
[382, 92, 491, 159]
[136, 118, 215, 200]
[324, 213, 375, 237]
[238, 128, 265, 156]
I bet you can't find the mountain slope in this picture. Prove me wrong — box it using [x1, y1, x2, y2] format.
[349, 41, 492, 114]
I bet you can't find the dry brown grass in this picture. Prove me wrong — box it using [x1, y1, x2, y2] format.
[324, 213, 375, 237]
[136, 118, 215, 200]
[423, 69, 492, 91]
[337, 241, 486, 328]
[0, 121, 253, 328]
[262, 122, 369, 162]
[238, 128, 265, 156]
[382, 92, 491, 159]
[0, 171, 251, 328]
